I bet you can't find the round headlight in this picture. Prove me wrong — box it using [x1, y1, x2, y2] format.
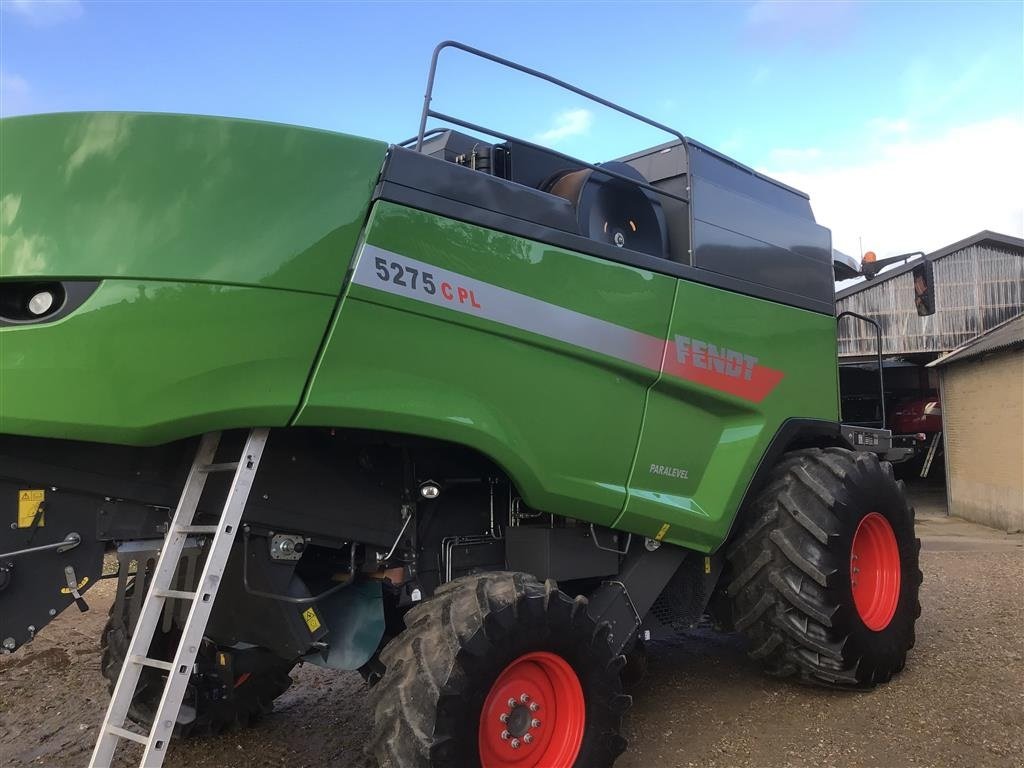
[28, 291, 55, 316]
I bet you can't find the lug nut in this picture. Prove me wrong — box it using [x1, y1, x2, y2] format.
[529, 702, 539, 712]
[523, 734, 533, 744]
[531, 718, 541, 728]
[511, 739, 521, 749]
[520, 693, 530, 703]
[499, 713, 509, 723]
[500, 730, 510, 740]
[507, 698, 517, 708]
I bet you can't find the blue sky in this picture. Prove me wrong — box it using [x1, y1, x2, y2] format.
[2, 0, 1022, 258]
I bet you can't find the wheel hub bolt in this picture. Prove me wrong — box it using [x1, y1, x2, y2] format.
[500, 730, 510, 740]
[529, 702, 539, 712]
[531, 718, 541, 728]
[523, 734, 533, 744]
[520, 693, 530, 703]
[507, 698, 517, 708]
[499, 713, 509, 723]
[511, 738, 521, 749]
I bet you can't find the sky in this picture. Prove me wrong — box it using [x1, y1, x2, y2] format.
[2, 0, 1022, 265]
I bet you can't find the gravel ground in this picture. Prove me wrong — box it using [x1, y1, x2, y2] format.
[1, 502, 1021, 768]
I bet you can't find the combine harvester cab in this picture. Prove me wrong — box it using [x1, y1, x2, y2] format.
[1, 42, 921, 768]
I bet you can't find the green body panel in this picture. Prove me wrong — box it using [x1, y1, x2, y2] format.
[1, 112, 387, 444]
[0, 113, 386, 294]
[1, 112, 842, 550]
[297, 202, 840, 547]
[0, 280, 335, 444]
[619, 284, 840, 551]
[296, 202, 677, 526]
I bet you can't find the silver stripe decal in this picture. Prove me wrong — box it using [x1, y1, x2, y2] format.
[352, 244, 664, 371]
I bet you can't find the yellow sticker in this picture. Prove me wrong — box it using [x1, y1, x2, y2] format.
[18, 490, 45, 528]
[654, 523, 671, 541]
[60, 576, 89, 594]
[302, 607, 322, 634]
[704, 556, 712, 574]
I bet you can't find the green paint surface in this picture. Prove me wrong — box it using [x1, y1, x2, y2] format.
[2, 114, 842, 550]
[0, 279, 335, 444]
[618, 281, 840, 550]
[1, 112, 385, 294]
[296, 202, 677, 526]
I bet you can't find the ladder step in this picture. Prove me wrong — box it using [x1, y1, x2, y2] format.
[130, 655, 175, 672]
[107, 724, 149, 745]
[199, 461, 239, 474]
[175, 524, 219, 535]
[152, 588, 197, 600]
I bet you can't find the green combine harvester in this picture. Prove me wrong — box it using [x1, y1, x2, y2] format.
[0, 42, 922, 768]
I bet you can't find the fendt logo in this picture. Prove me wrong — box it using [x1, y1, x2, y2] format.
[674, 336, 758, 381]
[664, 334, 784, 403]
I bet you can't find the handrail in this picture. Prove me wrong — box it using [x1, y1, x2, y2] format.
[416, 40, 687, 153]
[837, 311, 886, 429]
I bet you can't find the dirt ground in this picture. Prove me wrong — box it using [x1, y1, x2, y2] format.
[2, 491, 1022, 768]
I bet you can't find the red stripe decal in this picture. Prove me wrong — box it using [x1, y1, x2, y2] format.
[660, 339, 784, 403]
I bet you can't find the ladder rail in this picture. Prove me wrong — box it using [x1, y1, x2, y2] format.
[89, 428, 270, 768]
[89, 431, 221, 768]
[140, 428, 269, 764]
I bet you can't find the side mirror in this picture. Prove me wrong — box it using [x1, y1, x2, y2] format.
[912, 262, 935, 316]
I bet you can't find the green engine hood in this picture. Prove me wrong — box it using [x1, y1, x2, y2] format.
[0, 112, 386, 294]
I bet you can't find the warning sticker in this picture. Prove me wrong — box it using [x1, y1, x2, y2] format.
[18, 490, 45, 528]
[61, 576, 89, 595]
[301, 607, 322, 634]
[654, 523, 671, 542]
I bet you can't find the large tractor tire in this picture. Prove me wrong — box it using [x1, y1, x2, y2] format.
[726, 448, 922, 687]
[368, 572, 630, 768]
[101, 578, 294, 735]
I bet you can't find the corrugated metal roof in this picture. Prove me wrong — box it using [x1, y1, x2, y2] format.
[836, 230, 1024, 300]
[927, 312, 1024, 367]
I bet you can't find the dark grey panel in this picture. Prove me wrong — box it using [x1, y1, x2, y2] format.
[692, 222, 834, 306]
[619, 141, 688, 184]
[383, 148, 578, 234]
[688, 143, 814, 218]
[688, 142, 833, 307]
[376, 182, 835, 315]
[505, 526, 619, 581]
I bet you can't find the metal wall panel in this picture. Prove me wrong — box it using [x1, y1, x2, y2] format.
[837, 244, 1024, 357]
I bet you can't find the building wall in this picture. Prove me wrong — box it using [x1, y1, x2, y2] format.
[940, 350, 1024, 531]
[838, 243, 1024, 357]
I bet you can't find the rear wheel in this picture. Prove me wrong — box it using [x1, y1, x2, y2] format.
[100, 578, 294, 735]
[726, 448, 922, 687]
[368, 572, 630, 767]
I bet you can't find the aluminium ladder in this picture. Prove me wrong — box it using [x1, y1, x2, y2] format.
[89, 428, 270, 768]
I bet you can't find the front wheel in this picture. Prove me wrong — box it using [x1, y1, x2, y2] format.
[367, 572, 630, 767]
[726, 447, 922, 687]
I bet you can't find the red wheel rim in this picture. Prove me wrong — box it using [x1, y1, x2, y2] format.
[478, 651, 585, 768]
[850, 512, 902, 631]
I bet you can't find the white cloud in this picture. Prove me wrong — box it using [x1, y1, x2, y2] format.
[761, 116, 1024, 260]
[2, 0, 83, 26]
[533, 109, 593, 146]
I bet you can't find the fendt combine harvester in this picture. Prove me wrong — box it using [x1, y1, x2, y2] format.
[1, 43, 922, 767]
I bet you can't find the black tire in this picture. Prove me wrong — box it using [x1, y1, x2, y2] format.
[367, 572, 630, 768]
[726, 448, 922, 687]
[100, 578, 294, 735]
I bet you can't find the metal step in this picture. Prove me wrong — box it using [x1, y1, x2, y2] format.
[89, 428, 270, 768]
[129, 655, 175, 672]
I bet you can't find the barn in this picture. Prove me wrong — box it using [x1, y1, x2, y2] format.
[835, 231, 1024, 464]
[926, 314, 1024, 531]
